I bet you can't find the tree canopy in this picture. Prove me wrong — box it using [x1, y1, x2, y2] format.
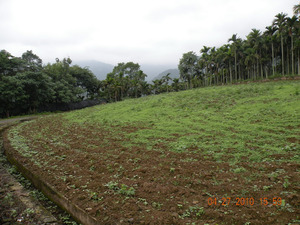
[1, 5, 299, 117]
[178, 9, 300, 88]
[0, 51, 101, 117]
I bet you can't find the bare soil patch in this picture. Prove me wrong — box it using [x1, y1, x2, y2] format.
[4, 117, 300, 224]
[0, 118, 77, 225]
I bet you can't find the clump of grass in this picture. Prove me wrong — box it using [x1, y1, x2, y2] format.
[232, 167, 247, 173]
[179, 206, 205, 219]
[63, 81, 298, 165]
[104, 181, 135, 196]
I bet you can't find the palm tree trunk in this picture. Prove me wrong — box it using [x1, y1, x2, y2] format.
[271, 42, 275, 76]
[260, 60, 263, 79]
[234, 50, 237, 81]
[238, 64, 240, 80]
[287, 46, 290, 75]
[291, 35, 294, 74]
[229, 61, 232, 83]
[222, 69, 224, 84]
[298, 50, 300, 75]
[256, 59, 259, 79]
[281, 34, 284, 75]
[121, 87, 123, 100]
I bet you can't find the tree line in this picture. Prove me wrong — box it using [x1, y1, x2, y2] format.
[0, 50, 154, 117]
[178, 9, 300, 88]
[0, 50, 100, 117]
[100, 6, 300, 100]
[1, 5, 299, 117]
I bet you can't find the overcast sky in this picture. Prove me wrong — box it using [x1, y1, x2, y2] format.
[0, 0, 298, 67]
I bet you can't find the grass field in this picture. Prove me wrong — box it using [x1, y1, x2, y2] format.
[7, 80, 300, 224]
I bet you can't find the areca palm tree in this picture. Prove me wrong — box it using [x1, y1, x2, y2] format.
[162, 73, 171, 92]
[152, 79, 164, 94]
[171, 78, 180, 91]
[200, 46, 211, 85]
[228, 34, 242, 81]
[287, 16, 298, 74]
[273, 13, 287, 75]
[178, 51, 198, 89]
[244, 47, 256, 80]
[265, 26, 277, 76]
[216, 45, 230, 83]
[247, 29, 263, 79]
[294, 3, 300, 17]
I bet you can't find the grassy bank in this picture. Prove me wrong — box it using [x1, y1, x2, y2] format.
[7, 80, 300, 224]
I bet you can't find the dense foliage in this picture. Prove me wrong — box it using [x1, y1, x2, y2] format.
[100, 62, 148, 101]
[178, 11, 300, 87]
[7, 80, 300, 224]
[0, 50, 100, 117]
[1, 5, 299, 117]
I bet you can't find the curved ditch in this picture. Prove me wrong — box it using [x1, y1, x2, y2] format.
[0, 118, 82, 225]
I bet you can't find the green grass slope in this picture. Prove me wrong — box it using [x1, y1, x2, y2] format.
[7, 80, 300, 224]
[65, 80, 300, 164]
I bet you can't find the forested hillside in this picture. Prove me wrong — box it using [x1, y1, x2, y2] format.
[152, 69, 180, 82]
[6, 80, 300, 224]
[1, 5, 299, 117]
[178, 11, 300, 88]
[0, 51, 100, 117]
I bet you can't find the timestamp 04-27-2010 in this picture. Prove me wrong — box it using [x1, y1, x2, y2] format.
[207, 197, 283, 207]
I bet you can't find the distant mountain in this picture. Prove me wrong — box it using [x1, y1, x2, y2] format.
[72, 60, 179, 82]
[152, 69, 180, 82]
[140, 64, 177, 81]
[73, 60, 114, 80]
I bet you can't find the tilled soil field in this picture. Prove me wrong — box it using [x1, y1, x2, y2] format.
[4, 116, 300, 224]
[0, 118, 78, 225]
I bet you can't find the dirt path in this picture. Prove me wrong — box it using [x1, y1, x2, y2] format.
[0, 116, 39, 127]
[0, 117, 77, 225]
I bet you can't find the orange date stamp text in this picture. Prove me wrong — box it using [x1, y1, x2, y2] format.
[207, 197, 282, 206]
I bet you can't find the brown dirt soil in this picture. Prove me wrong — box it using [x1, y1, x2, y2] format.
[4, 116, 300, 225]
[0, 118, 77, 225]
[0, 158, 59, 225]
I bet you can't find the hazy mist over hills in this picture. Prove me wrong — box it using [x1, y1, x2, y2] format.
[152, 69, 180, 81]
[73, 60, 177, 81]
[140, 64, 177, 81]
[73, 60, 114, 81]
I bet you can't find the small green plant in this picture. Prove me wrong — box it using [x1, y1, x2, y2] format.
[137, 198, 148, 205]
[119, 184, 135, 196]
[104, 181, 135, 196]
[10, 209, 18, 218]
[30, 190, 48, 201]
[4, 193, 13, 204]
[59, 214, 79, 225]
[263, 185, 272, 191]
[105, 181, 119, 191]
[179, 206, 205, 219]
[283, 179, 290, 189]
[177, 204, 183, 209]
[152, 201, 163, 210]
[232, 167, 247, 173]
[89, 191, 103, 202]
[268, 171, 279, 180]
[170, 167, 175, 173]
[23, 208, 35, 217]
[89, 165, 95, 171]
